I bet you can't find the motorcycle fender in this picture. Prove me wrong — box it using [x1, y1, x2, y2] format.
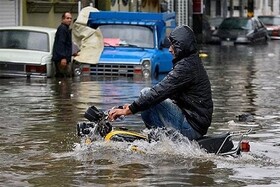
[104, 130, 148, 142]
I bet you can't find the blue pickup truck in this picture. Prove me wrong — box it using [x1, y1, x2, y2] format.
[85, 11, 176, 79]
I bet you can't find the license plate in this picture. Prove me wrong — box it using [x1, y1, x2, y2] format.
[118, 69, 128, 73]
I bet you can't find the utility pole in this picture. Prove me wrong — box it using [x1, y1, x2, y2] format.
[229, 0, 233, 17]
[192, 0, 203, 43]
[239, 0, 244, 17]
[222, 0, 227, 18]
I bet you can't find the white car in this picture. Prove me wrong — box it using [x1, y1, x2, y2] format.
[0, 26, 56, 78]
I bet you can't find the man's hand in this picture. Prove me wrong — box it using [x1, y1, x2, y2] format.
[72, 52, 79, 57]
[60, 59, 67, 68]
[108, 104, 132, 121]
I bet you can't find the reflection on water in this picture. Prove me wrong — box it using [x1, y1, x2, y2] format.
[1, 41, 280, 186]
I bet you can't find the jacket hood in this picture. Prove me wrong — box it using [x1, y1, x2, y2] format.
[168, 25, 198, 63]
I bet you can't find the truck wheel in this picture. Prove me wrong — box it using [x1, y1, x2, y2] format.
[153, 66, 159, 80]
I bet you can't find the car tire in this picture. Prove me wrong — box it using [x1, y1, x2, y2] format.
[265, 36, 269, 44]
[153, 66, 159, 80]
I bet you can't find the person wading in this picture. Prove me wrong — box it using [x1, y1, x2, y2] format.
[52, 11, 73, 78]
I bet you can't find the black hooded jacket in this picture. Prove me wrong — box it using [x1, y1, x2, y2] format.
[129, 25, 213, 135]
[52, 23, 72, 62]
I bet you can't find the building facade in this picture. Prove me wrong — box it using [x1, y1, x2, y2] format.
[204, 0, 280, 18]
[0, 0, 21, 27]
[0, 0, 280, 28]
[0, 0, 110, 28]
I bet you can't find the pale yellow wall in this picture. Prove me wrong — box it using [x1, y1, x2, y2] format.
[21, 0, 157, 28]
[110, 1, 129, 11]
[22, 0, 78, 28]
[110, 0, 160, 12]
[141, 0, 159, 12]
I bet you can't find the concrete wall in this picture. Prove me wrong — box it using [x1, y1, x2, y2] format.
[22, 0, 65, 28]
[110, 0, 159, 12]
[223, 0, 280, 17]
[21, 0, 111, 28]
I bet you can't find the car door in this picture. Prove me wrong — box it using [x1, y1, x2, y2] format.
[251, 19, 261, 42]
[254, 18, 268, 42]
[246, 19, 257, 42]
[257, 18, 269, 41]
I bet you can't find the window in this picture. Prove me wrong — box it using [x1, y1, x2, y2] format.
[258, 16, 280, 25]
[0, 30, 49, 52]
[100, 25, 154, 48]
[220, 18, 252, 30]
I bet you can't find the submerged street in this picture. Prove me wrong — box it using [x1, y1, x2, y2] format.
[1, 41, 280, 186]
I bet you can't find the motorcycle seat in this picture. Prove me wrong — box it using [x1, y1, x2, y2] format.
[196, 132, 234, 154]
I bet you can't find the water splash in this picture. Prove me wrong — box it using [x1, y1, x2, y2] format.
[71, 129, 208, 163]
[67, 128, 279, 171]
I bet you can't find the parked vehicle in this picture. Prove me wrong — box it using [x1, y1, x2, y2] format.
[258, 15, 280, 40]
[209, 17, 224, 31]
[208, 17, 224, 44]
[85, 11, 176, 79]
[200, 16, 212, 44]
[0, 26, 56, 78]
[214, 17, 269, 45]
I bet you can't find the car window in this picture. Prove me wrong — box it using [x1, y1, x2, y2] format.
[255, 19, 263, 28]
[252, 19, 258, 29]
[99, 25, 154, 48]
[219, 18, 252, 30]
[258, 16, 280, 25]
[272, 17, 280, 25]
[208, 17, 224, 28]
[258, 20, 266, 27]
[258, 17, 272, 25]
[0, 30, 49, 52]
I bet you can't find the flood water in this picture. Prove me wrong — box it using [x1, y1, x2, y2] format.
[1, 41, 280, 186]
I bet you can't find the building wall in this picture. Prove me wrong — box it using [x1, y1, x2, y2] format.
[141, 0, 160, 12]
[176, 0, 189, 26]
[0, 0, 20, 27]
[110, 0, 159, 12]
[21, 0, 110, 28]
[255, 0, 280, 15]
[223, 0, 280, 17]
[2, 0, 280, 28]
[22, 0, 65, 28]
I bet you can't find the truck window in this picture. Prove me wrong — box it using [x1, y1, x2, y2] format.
[99, 25, 154, 48]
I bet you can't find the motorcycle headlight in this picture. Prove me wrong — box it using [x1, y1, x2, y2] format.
[77, 122, 94, 137]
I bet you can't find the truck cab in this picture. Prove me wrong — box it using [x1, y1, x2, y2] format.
[86, 11, 176, 79]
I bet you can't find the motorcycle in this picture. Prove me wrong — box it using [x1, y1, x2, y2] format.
[76, 106, 252, 157]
